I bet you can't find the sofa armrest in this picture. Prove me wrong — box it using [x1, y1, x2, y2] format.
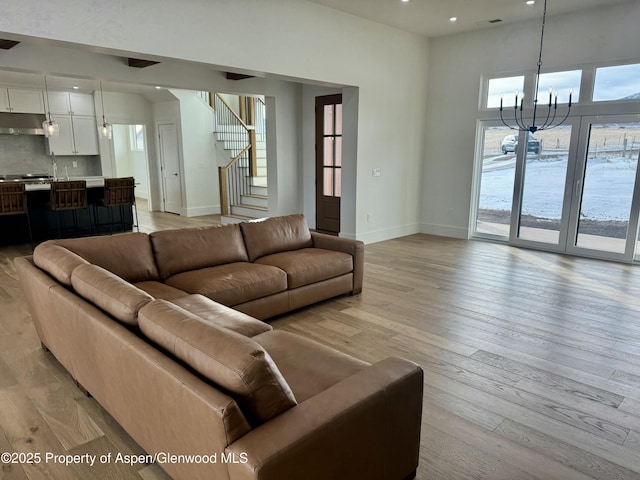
[225, 357, 422, 480]
[311, 232, 364, 295]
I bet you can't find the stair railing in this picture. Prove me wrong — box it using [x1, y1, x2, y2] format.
[214, 94, 253, 217]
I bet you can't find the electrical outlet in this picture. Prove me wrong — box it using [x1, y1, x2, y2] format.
[367, 213, 373, 222]
[372, 168, 381, 177]
[72, 161, 77, 168]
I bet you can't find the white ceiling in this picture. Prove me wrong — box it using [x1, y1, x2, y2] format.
[0, 0, 630, 95]
[305, 0, 631, 37]
[0, 69, 176, 102]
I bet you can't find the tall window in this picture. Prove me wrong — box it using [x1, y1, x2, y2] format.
[130, 124, 145, 151]
[474, 60, 640, 262]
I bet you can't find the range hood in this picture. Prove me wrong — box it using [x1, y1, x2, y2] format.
[0, 112, 46, 135]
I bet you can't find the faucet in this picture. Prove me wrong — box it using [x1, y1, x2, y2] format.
[51, 152, 57, 181]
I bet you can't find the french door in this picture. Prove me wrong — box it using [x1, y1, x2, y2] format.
[315, 94, 343, 234]
[475, 115, 640, 262]
[509, 114, 640, 261]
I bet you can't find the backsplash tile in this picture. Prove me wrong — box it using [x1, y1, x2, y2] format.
[0, 135, 101, 176]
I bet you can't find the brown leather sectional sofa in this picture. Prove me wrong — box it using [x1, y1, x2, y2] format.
[15, 214, 423, 480]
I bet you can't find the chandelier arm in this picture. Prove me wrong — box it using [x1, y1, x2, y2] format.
[539, 104, 555, 130]
[499, 109, 518, 130]
[517, 103, 527, 131]
[542, 107, 571, 131]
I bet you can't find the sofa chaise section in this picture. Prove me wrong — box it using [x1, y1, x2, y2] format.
[16, 249, 423, 480]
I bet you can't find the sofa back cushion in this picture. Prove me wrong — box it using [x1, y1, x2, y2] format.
[71, 264, 153, 327]
[138, 300, 297, 425]
[240, 214, 313, 262]
[33, 241, 90, 286]
[53, 233, 159, 282]
[150, 224, 249, 279]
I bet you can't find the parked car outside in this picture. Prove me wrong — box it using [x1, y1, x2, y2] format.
[501, 134, 541, 154]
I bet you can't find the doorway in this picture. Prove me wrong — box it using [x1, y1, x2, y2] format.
[474, 114, 640, 262]
[112, 124, 150, 211]
[315, 94, 342, 234]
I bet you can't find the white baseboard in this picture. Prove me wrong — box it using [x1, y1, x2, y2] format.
[184, 205, 220, 217]
[419, 222, 469, 239]
[358, 222, 421, 244]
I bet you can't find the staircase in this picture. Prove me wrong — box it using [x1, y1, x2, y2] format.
[213, 94, 268, 223]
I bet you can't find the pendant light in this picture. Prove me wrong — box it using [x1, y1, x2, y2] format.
[42, 75, 59, 138]
[98, 81, 112, 139]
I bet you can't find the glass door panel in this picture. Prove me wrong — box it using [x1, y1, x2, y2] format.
[474, 125, 517, 238]
[573, 121, 640, 254]
[517, 127, 573, 245]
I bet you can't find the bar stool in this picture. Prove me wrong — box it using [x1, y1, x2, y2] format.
[94, 177, 139, 234]
[48, 180, 88, 238]
[0, 182, 33, 249]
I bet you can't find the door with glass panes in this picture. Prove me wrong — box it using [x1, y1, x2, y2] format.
[475, 115, 640, 261]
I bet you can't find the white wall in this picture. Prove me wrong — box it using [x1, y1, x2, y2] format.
[170, 89, 218, 217]
[421, 1, 640, 238]
[0, 0, 430, 243]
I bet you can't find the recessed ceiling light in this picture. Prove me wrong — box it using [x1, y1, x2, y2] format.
[72, 86, 79, 90]
[526, 0, 535, 4]
[401, 0, 410, 3]
[449, 16, 458, 22]
[155, 86, 162, 90]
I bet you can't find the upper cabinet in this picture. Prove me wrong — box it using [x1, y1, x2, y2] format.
[45, 92, 99, 156]
[46, 92, 95, 116]
[47, 115, 99, 156]
[0, 87, 45, 114]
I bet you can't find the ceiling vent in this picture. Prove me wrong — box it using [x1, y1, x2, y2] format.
[127, 57, 160, 68]
[0, 39, 20, 50]
[226, 72, 255, 81]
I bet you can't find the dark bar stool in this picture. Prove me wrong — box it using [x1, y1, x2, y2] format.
[48, 180, 88, 238]
[94, 177, 139, 234]
[0, 182, 33, 249]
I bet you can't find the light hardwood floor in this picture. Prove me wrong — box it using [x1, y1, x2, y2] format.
[1, 210, 640, 479]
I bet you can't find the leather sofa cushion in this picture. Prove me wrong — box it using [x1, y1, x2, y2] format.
[253, 330, 369, 403]
[133, 281, 189, 301]
[71, 264, 153, 326]
[170, 294, 272, 337]
[53, 233, 159, 282]
[150, 224, 249, 279]
[240, 214, 313, 262]
[164, 262, 287, 306]
[138, 299, 297, 424]
[33, 241, 89, 286]
[256, 248, 353, 289]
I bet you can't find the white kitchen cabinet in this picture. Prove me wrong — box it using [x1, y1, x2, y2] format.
[70, 116, 99, 154]
[47, 91, 95, 116]
[0, 87, 45, 113]
[47, 114, 99, 156]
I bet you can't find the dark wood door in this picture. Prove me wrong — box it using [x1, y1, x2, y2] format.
[315, 94, 342, 234]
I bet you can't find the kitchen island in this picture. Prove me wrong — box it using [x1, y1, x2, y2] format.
[1, 177, 134, 246]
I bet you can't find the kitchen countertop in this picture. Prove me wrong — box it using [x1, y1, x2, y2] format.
[25, 176, 105, 191]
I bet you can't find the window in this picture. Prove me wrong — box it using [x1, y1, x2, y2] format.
[535, 70, 581, 104]
[130, 124, 145, 151]
[487, 76, 524, 108]
[593, 63, 640, 102]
